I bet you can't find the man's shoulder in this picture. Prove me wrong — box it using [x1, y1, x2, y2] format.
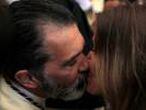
[0, 76, 40, 110]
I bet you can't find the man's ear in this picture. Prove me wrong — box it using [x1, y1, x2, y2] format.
[15, 70, 39, 89]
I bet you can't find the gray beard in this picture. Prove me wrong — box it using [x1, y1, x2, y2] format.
[41, 73, 87, 101]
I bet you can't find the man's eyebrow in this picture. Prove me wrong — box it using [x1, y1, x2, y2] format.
[62, 51, 82, 66]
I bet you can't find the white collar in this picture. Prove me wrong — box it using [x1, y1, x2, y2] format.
[10, 80, 46, 107]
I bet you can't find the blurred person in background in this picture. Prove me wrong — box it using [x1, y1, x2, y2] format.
[104, 0, 122, 10]
[75, 0, 92, 12]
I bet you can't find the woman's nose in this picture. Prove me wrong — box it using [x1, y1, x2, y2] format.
[78, 55, 88, 72]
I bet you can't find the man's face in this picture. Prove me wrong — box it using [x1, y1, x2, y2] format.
[39, 23, 88, 100]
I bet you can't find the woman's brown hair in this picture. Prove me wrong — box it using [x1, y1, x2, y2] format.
[94, 3, 146, 110]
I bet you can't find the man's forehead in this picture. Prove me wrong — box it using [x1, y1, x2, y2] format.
[41, 23, 83, 46]
[40, 23, 84, 60]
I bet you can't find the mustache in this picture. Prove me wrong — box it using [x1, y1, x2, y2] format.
[63, 70, 89, 91]
[55, 72, 87, 98]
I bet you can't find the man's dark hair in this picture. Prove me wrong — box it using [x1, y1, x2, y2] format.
[0, 0, 13, 73]
[6, 0, 76, 78]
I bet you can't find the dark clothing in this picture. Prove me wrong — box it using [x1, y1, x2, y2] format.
[45, 92, 104, 109]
